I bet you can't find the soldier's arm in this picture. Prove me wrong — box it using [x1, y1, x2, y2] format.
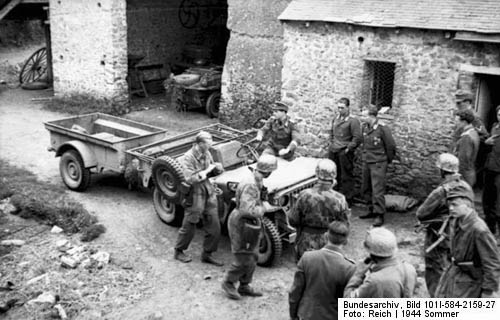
[289, 191, 306, 227]
[288, 122, 301, 151]
[475, 229, 500, 294]
[344, 260, 374, 298]
[289, 256, 306, 319]
[181, 154, 206, 185]
[474, 118, 489, 141]
[415, 187, 445, 221]
[457, 136, 474, 174]
[256, 118, 272, 141]
[347, 117, 362, 151]
[381, 125, 397, 163]
[238, 184, 265, 219]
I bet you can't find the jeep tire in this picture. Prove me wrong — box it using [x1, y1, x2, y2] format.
[152, 155, 185, 202]
[153, 187, 184, 226]
[257, 217, 282, 267]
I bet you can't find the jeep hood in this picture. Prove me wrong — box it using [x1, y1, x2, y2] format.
[213, 156, 321, 193]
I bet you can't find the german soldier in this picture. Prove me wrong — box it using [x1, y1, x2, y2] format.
[344, 227, 417, 298]
[415, 153, 469, 297]
[358, 106, 397, 226]
[327, 97, 362, 204]
[435, 183, 500, 298]
[289, 159, 350, 261]
[256, 101, 300, 160]
[289, 221, 355, 320]
[173, 131, 224, 266]
[222, 154, 278, 300]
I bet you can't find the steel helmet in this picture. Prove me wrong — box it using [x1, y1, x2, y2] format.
[445, 181, 474, 203]
[315, 159, 337, 181]
[364, 227, 398, 257]
[436, 153, 459, 173]
[256, 154, 278, 173]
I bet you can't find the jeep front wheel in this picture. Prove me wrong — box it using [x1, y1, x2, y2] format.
[153, 187, 184, 227]
[257, 217, 282, 267]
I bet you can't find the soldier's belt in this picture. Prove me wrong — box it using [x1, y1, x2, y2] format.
[301, 226, 328, 234]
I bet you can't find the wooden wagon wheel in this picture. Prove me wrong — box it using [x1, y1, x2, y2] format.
[178, 0, 200, 29]
[19, 47, 47, 84]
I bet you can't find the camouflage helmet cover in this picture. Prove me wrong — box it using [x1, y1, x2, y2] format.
[436, 153, 459, 173]
[315, 159, 337, 181]
[256, 154, 278, 173]
[364, 227, 398, 257]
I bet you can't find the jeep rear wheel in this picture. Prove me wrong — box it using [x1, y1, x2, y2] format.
[153, 187, 184, 226]
[152, 156, 185, 202]
[257, 217, 282, 267]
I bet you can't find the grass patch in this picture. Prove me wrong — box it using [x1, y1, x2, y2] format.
[43, 93, 128, 116]
[0, 159, 104, 238]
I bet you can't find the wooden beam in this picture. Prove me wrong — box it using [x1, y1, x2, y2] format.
[21, 0, 49, 3]
[460, 64, 500, 76]
[0, 0, 23, 21]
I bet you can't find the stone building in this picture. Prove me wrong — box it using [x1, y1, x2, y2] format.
[274, 0, 500, 197]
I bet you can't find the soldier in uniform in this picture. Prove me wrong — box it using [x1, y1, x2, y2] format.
[454, 109, 480, 187]
[289, 221, 355, 320]
[482, 105, 500, 237]
[221, 154, 278, 300]
[453, 90, 488, 142]
[344, 227, 417, 298]
[256, 101, 300, 160]
[435, 183, 500, 298]
[289, 159, 350, 261]
[359, 106, 397, 227]
[327, 97, 362, 204]
[173, 131, 224, 266]
[415, 153, 469, 297]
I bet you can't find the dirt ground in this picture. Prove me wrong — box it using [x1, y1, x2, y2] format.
[0, 86, 428, 319]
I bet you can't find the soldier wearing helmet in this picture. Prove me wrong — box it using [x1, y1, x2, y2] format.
[255, 101, 301, 160]
[222, 154, 278, 300]
[289, 159, 350, 261]
[173, 131, 224, 265]
[344, 227, 417, 298]
[434, 183, 500, 298]
[415, 153, 470, 296]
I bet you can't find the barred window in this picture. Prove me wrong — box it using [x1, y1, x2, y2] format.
[361, 60, 396, 108]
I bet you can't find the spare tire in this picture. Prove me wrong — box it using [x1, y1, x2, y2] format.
[173, 74, 200, 86]
[151, 156, 186, 202]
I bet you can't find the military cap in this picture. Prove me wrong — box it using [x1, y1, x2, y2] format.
[455, 89, 473, 103]
[272, 101, 289, 112]
[445, 182, 474, 203]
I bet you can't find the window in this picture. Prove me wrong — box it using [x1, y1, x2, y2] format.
[362, 60, 396, 108]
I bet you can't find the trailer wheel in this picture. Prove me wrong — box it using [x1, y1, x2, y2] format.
[205, 91, 220, 118]
[59, 150, 91, 191]
[152, 155, 185, 202]
[153, 187, 184, 226]
[257, 217, 282, 267]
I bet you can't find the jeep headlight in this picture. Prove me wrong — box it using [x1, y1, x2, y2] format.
[269, 195, 289, 207]
[227, 181, 239, 192]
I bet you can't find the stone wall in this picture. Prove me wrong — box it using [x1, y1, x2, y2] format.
[49, 0, 128, 103]
[219, 0, 290, 128]
[281, 22, 500, 198]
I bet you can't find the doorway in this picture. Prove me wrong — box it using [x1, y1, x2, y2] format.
[476, 74, 500, 131]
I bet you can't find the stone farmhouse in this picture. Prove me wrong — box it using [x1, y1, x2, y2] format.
[2, 0, 499, 197]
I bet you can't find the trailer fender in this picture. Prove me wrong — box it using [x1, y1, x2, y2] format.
[55, 141, 97, 168]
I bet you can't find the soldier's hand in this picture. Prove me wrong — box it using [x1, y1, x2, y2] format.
[263, 201, 280, 213]
[278, 148, 290, 157]
[214, 162, 224, 172]
[255, 134, 263, 142]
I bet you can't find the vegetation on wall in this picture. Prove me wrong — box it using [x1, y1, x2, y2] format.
[43, 94, 129, 116]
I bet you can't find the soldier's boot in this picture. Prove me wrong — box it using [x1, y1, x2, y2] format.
[174, 249, 192, 263]
[238, 284, 263, 297]
[373, 215, 384, 227]
[201, 252, 224, 266]
[222, 281, 241, 300]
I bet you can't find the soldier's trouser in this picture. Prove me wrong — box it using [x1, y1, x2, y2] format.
[175, 195, 220, 253]
[225, 253, 257, 285]
[295, 230, 327, 262]
[362, 161, 387, 215]
[424, 230, 449, 297]
[482, 169, 500, 234]
[328, 149, 355, 201]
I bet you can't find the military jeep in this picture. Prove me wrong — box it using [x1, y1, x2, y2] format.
[126, 123, 320, 267]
